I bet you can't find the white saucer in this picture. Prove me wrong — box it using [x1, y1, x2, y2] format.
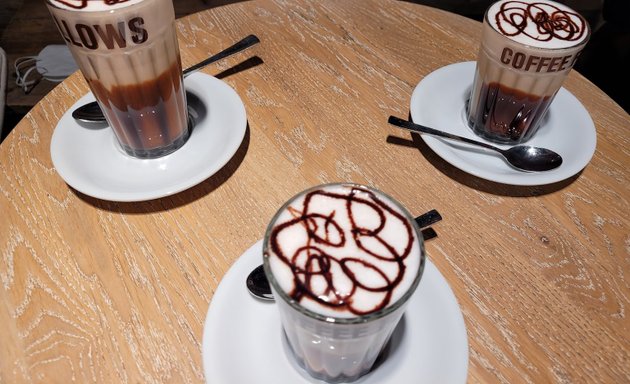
[202, 240, 469, 383]
[409, 61, 596, 186]
[50, 73, 247, 202]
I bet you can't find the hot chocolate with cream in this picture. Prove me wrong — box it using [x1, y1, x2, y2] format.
[467, 0, 590, 144]
[263, 183, 425, 382]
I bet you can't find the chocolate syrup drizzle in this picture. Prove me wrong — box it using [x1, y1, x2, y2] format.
[269, 187, 416, 315]
[495, 1, 586, 43]
[49, 0, 135, 10]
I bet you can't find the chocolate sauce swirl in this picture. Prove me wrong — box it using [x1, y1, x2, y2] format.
[48, 0, 135, 10]
[268, 186, 416, 315]
[494, 1, 586, 43]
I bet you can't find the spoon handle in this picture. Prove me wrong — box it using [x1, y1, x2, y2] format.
[183, 34, 260, 77]
[388, 116, 500, 153]
[415, 209, 441, 228]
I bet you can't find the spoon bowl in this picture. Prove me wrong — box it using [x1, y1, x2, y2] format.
[501, 145, 563, 172]
[388, 116, 563, 172]
[246, 265, 274, 301]
[72, 100, 107, 124]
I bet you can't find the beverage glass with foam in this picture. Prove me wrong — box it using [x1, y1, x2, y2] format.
[263, 183, 425, 383]
[46, 0, 189, 158]
[467, 0, 590, 144]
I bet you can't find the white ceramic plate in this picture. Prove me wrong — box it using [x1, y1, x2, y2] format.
[409, 61, 596, 186]
[202, 240, 469, 384]
[50, 73, 247, 202]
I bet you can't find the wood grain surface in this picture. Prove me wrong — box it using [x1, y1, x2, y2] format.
[1, 0, 628, 383]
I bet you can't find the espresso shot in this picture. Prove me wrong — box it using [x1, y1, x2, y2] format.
[46, 0, 189, 159]
[467, 0, 590, 144]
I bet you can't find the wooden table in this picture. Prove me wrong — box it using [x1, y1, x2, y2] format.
[1, 0, 628, 382]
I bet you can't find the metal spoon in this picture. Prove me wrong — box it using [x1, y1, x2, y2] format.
[71, 34, 260, 123]
[388, 116, 563, 172]
[246, 209, 443, 301]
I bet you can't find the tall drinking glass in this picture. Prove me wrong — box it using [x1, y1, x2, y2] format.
[263, 183, 425, 382]
[45, 0, 189, 158]
[467, 0, 590, 144]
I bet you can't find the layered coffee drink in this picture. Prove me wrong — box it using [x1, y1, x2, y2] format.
[264, 183, 425, 382]
[467, 0, 590, 144]
[46, 0, 189, 158]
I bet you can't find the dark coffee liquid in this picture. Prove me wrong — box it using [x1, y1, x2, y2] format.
[269, 186, 416, 316]
[87, 60, 189, 158]
[468, 82, 552, 143]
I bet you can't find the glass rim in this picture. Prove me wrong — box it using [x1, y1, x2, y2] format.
[262, 182, 426, 325]
[45, 0, 148, 13]
[483, 0, 591, 52]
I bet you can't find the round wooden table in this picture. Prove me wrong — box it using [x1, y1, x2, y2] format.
[1, 0, 628, 382]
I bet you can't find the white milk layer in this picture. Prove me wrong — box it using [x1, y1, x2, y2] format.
[487, 0, 589, 49]
[266, 184, 423, 318]
[47, 0, 145, 12]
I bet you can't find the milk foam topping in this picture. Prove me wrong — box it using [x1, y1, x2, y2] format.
[265, 185, 423, 319]
[488, 0, 589, 49]
[47, 0, 145, 11]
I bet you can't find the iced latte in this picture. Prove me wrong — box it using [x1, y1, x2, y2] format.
[46, 0, 189, 158]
